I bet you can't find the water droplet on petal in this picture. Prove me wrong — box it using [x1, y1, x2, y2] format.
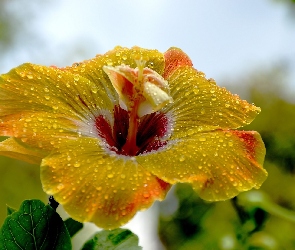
[193, 87, 199, 94]
[179, 155, 185, 162]
[57, 183, 64, 190]
[74, 162, 80, 168]
[107, 173, 114, 178]
[199, 137, 206, 142]
[21, 137, 28, 142]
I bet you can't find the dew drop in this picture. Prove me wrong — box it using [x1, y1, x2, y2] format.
[57, 183, 64, 190]
[44, 95, 50, 100]
[74, 162, 81, 168]
[74, 75, 80, 81]
[120, 174, 126, 179]
[193, 87, 199, 94]
[107, 173, 114, 178]
[184, 92, 190, 97]
[91, 86, 98, 94]
[200, 108, 205, 114]
[106, 60, 113, 66]
[199, 137, 206, 142]
[187, 129, 194, 136]
[21, 138, 28, 142]
[143, 192, 150, 198]
[179, 155, 185, 162]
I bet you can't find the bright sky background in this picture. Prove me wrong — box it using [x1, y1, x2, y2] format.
[3, 0, 295, 88]
[2, 1, 295, 249]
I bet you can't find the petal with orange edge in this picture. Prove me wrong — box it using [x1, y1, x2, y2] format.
[40, 138, 170, 229]
[0, 138, 46, 164]
[0, 63, 115, 150]
[137, 130, 267, 201]
[0, 111, 82, 152]
[163, 66, 261, 139]
[163, 47, 193, 79]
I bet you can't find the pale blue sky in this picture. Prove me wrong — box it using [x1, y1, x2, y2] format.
[3, 0, 295, 90]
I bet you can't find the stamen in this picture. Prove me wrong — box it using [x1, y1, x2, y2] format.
[135, 59, 146, 88]
[103, 61, 173, 156]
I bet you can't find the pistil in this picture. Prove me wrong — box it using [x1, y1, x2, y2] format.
[121, 99, 140, 156]
[103, 59, 173, 156]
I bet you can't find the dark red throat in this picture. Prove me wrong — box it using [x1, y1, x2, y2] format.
[95, 105, 170, 156]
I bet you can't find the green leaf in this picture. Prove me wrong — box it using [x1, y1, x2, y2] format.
[64, 217, 83, 237]
[6, 205, 16, 215]
[82, 228, 142, 250]
[0, 199, 71, 250]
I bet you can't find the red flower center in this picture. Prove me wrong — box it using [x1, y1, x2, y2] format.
[95, 105, 170, 156]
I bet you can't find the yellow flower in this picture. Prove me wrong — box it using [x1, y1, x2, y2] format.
[0, 46, 267, 229]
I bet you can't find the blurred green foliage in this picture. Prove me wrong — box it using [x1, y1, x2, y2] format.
[0, 149, 47, 226]
[0, 0, 37, 53]
[159, 67, 295, 249]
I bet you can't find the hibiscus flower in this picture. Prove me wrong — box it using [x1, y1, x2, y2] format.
[0, 46, 267, 229]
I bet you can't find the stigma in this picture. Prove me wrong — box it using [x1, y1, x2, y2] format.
[101, 60, 173, 156]
[103, 60, 172, 118]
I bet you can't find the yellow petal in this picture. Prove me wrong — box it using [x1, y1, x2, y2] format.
[137, 130, 267, 201]
[0, 138, 45, 164]
[0, 63, 113, 117]
[64, 46, 165, 99]
[0, 63, 115, 151]
[163, 66, 261, 139]
[41, 138, 170, 229]
[163, 47, 193, 79]
[0, 111, 82, 151]
[142, 81, 173, 114]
